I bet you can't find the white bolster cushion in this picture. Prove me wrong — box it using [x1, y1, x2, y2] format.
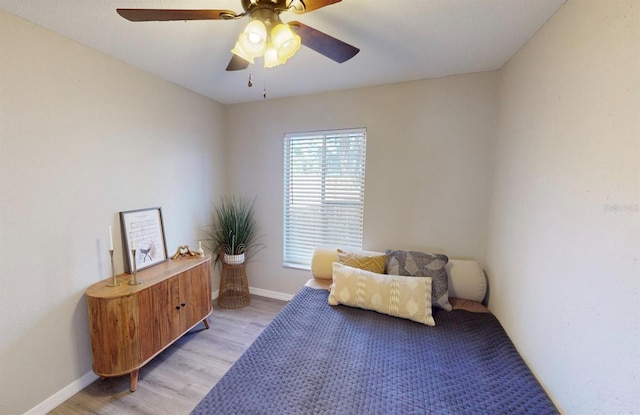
[445, 259, 486, 303]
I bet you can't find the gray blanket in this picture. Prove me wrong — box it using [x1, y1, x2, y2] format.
[192, 287, 558, 414]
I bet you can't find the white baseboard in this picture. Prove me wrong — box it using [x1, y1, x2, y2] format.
[212, 287, 293, 302]
[29, 287, 290, 414]
[249, 286, 294, 301]
[25, 371, 98, 415]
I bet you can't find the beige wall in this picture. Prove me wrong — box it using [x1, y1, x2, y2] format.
[0, 11, 226, 415]
[224, 72, 498, 295]
[486, 0, 639, 413]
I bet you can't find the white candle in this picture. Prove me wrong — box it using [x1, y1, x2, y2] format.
[131, 237, 136, 251]
[109, 225, 114, 251]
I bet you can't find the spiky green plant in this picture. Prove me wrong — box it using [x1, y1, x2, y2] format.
[202, 196, 263, 260]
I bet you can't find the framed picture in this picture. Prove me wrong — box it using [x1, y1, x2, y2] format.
[119, 207, 168, 273]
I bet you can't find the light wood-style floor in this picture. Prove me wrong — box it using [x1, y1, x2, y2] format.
[49, 295, 287, 415]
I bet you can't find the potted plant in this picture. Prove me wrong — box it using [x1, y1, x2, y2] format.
[202, 196, 263, 265]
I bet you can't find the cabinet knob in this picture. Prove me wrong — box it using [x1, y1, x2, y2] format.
[175, 305, 181, 310]
[181, 303, 186, 307]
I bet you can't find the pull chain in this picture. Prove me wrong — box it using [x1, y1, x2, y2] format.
[245, 70, 268, 99]
[263, 75, 267, 99]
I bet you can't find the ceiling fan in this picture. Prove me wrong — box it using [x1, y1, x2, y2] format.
[117, 0, 360, 71]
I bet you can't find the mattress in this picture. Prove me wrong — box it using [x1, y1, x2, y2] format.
[192, 287, 558, 414]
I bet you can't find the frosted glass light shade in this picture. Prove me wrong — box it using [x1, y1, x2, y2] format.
[271, 23, 301, 61]
[231, 41, 255, 63]
[263, 46, 281, 68]
[231, 19, 267, 62]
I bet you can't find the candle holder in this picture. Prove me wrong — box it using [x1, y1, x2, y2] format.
[106, 249, 121, 287]
[128, 249, 143, 285]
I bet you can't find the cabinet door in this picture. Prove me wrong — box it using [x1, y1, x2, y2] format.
[150, 279, 175, 353]
[177, 268, 197, 332]
[193, 262, 212, 321]
[177, 262, 212, 332]
[169, 275, 183, 339]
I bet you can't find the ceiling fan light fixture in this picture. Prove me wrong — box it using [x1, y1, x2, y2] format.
[116, 1, 360, 72]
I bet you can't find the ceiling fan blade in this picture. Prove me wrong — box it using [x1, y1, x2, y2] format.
[289, 21, 359, 63]
[226, 54, 250, 71]
[116, 9, 238, 22]
[288, 0, 342, 14]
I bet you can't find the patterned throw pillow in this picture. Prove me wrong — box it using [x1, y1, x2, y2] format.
[385, 250, 452, 311]
[328, 263, 435, 326]
[337, 249, 386, 274]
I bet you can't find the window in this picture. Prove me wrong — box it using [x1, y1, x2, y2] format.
[283, 128, 367, 269]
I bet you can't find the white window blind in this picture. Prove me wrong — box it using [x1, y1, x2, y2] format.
[283, 128, 367, 269]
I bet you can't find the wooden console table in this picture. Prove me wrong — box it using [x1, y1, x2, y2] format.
[86, 255, 212, 392]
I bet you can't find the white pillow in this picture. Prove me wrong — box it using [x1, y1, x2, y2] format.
[328, 263, 435, 326]
[445, 259, 486, 303]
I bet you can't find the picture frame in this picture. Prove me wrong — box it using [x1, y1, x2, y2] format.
[119, 207, 169, 273]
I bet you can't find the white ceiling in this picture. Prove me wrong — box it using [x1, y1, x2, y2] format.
[1, 0, 565, 105]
